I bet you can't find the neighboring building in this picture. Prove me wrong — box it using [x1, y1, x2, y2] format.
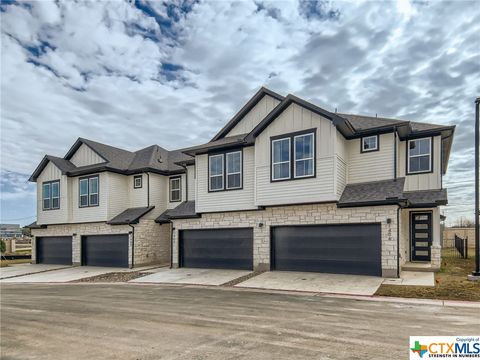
[443, 227, 475, 249]
[28, 87, 455, 277]
[0, 224, 22, 238]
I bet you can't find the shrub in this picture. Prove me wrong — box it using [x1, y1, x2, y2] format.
[0, 239, 6, 254]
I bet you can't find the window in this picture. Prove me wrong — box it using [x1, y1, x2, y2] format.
[361, 135, 378, 152]
[408, 137, 432, 174]
[294, 133, 314, 177]
[170, 177, 181, 202]
[208, 150, 243, 191]
[272, 138, 291, 180]
[79, 175, 99, 207]
[209, 154, 224, 191]
[271, 130, 315, 181]
[134, 175, 142, 189]
[42, 180, 60, 210]
[226, 151, 242, 189]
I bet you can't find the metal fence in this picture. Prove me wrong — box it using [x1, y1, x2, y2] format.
[443, 235, 468, 259]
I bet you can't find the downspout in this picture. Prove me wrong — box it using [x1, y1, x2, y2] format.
[394, 126, 400, 278]
[393, 127, 397, 180]
[397, 207, 400, 278]
[170, 222, 174, 269]
[145, 172, 150, 207]
[473, 97, 480, 277]
[129, 224, 135, 269]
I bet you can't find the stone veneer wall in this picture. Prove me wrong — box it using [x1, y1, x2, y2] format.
[31, 220, 170, 267]
[172, 203, 399, 277]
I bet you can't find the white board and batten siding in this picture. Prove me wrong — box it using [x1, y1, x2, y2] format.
[398, 135, 442, 191]
[195, 147, 256, 212]
[36, 161, 69, 225]
[255, 103, 337, 206]
[69, 144, 105, 167]
[226, 95, 281, 137]
[347, 133, 395, 184]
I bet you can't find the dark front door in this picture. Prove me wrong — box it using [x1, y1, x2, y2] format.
[36, 236, 72, 265]
[179, 228, 253, 270]
[271, 224, 382, 276]
[82, 235, 129, 267]
[410, 212, 432, 261]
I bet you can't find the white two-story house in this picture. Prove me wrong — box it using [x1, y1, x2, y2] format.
[29, 87, 455, 278]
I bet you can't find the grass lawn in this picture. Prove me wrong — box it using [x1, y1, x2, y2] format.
[0, 259, 32, 267]
[375, 252, 480, 301]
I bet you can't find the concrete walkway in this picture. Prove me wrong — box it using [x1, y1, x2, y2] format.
[0, 264, 69, 280]
[131, 268, 252, 285]
[0, 266, 138, 283]
[236, 271, 384, 296]
[383, 271, 435, 286]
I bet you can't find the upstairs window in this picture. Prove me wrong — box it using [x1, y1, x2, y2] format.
[408, 137, 432, 174]
[170, 177, 181, 202]
[209, 154, 224, 191]
[272, 130, 315, 181]
[134, 175, 142, 189]
[79, 175, 99, 207]
[226, 151, 242, 189]
[208, 150, 243, 191]
[42, 180, 60, 210]
[361, 135, 378, 152]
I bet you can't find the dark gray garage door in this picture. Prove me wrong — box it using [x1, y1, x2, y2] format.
[180, 228, 253, 270]
[36, 236, 72, 265]
[82, 235, 129, 268]
[271, 224, 382, 276]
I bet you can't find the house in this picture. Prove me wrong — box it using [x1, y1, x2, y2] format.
[0, 224, 23, 238]
[28, 87, 455, 277]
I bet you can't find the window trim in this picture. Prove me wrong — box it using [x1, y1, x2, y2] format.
[406, 137, 433, 175]
[361, 135, 379, 153]
[293, 133, 315, 179]
[169, 176, 182, 202]
[271, 137, 291, 181]
[79, 175, 99, 208]
[42, 180, 60, 211]
[270, 128, 316, 182]
[226, 151, 242, 190]
[208, 149, 244, 192]
[133, 175, 143, 189]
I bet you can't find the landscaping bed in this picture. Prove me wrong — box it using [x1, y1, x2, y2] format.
[375, 252, 480, 301]
[0, 259, 32, 267]
[72, 271, 147, 283]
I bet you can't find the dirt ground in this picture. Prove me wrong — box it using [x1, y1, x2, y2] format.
[71, 271, 146, 282]
[0, 259, 31, 267]
[376, 252, 480, 301]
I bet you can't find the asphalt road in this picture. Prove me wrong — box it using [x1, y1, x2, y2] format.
[1, 284, 479, 360]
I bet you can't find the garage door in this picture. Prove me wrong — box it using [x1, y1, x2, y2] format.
[82, 235, 129, 267]
[271, 224, 381, 276]
[36, 236, 72, 265]
[180, 228, 253, 270]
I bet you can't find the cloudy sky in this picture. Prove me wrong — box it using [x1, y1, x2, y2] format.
[1, 0, 479, 226]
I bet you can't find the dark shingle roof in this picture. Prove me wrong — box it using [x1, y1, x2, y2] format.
[404, 189, 448, 206]
[182, 134, 250, 155]
[26, 221, 46, 229]
[338, 178, 406, 207]
[155, 201, 199, 223]
[107, 206, 155, 225]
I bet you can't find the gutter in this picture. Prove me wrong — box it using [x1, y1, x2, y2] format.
[170, 223, 174, 269]
[393, 126, 397, 180]
[145, 172, 150, 206]
[128, 224, 135, 269]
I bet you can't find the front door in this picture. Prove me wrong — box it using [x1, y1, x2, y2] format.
[410, 212, 432, 261]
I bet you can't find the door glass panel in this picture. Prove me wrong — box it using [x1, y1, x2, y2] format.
[415, 224, 428, 229]
[415, 242, 429, 247]
[415, 250, 428, 256]
[415, 233, 429, 238]
[415, 215, 428, 220]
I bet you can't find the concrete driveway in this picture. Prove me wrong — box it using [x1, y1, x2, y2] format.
[0, 264, 69, 280]
[236, 271, 384, 296]
[131, 267, 251, 285]
[0, 266, 137, 283]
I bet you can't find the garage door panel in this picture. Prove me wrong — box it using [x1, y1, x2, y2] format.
[180, 228, 253, 270]
[82, 235, 128, 268]
[37, 236, 72, 265]
[272, 224, 381, 276]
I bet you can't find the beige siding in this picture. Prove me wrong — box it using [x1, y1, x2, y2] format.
[107, 173, 129, 219]
[37, 162, 69, 225]
[335, 132, 348, 197]
[196, 147, 256, 212]
[71, 173, 108, 222]
[255, 103, 336, 206]
[69, 144, 105, 167]
[128, 174, 148, 208]
[226, 95, 281, 137]
[347, 133, 395, 184]
[187, 165, 195, 201]
[167, 173, 187, 210]
[398, 136, 442, 191]
[145, 173, 169, 219]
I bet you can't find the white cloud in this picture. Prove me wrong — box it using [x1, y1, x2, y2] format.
[1, 0, 479, 225]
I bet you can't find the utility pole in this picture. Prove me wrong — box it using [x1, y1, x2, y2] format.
[469, 97, 480, 280]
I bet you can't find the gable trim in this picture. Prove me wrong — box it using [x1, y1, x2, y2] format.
[64, 138, 108, 163]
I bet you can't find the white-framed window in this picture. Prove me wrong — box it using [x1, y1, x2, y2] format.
[408, 137, 432, 174]
[42, 180, 60, 210]
[294, 133, 314, 178]
[79, 175, 99, 207]
[209, 154, 224, 191]
[362, 135, 378, 152]
[170, 177, 181, 202]
[134, 175, 142, 189]
[226, 151, 242, 189]
[272, 138, 291, 181]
